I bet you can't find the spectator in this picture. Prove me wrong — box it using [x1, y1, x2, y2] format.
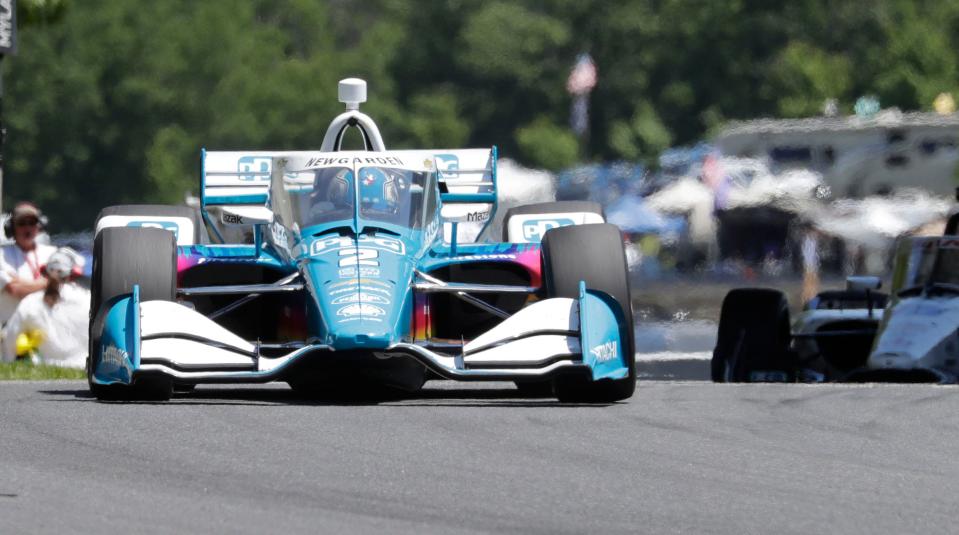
[0, 202, 56, 325]
[2, 249, 89, 367]
[801, 227, 821, 303]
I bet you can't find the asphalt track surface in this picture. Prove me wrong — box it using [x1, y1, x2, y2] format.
[3, 380, 959, 534]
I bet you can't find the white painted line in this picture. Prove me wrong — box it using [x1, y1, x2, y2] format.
[636, 351, 711, 362]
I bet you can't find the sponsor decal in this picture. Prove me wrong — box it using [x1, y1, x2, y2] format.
[310, 235, 406, 256]
[238, 156, 271, 182]
[522, 218, 575, 241]
[102, 345, 128, 367]
[338, 247, 379, 267]
[329, 285, 357, 295]
[435, 154, 459, 173]
[126, 221, 180, 241]
[336, 303, 387, 318]
[423, 216, 440, 245]
[306, 156, 405, 167]
[449, 254, 517, 262]
[338, 267, 381, 278]
[361, 286, 392, 296]
[270, 222, 288, 243]
[328, 278, 392, 293]
[332, 293, 390, 305]
[222, 212, 244, 225]
[589, 341, 618, 363]
[359, 278, 392, 288]
[329, 279, 358, 288]
[270, 223, 291, 255]
[466, 210, 490, 222]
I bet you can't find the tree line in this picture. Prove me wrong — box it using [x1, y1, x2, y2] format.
[7, 0, 959, 230]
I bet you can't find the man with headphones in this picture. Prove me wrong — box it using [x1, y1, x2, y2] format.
[0, 202, 56, 325]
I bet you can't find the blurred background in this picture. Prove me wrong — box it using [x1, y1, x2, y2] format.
[5, 0, 959, 367]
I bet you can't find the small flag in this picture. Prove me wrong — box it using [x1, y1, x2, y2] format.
[567, 53, 597, 96]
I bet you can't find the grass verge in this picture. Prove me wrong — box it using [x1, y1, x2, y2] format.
[0, 361, 85, 380]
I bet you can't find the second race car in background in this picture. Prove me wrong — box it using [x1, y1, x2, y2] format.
[713, 233, 959, 383]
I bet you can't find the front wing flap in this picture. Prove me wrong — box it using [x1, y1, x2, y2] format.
[90, 282, 630, 385]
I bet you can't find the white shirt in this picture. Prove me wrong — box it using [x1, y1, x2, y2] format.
[801, 234, 820, 273]
[0, 242, 57, 324]
[1, 283, 91, 368]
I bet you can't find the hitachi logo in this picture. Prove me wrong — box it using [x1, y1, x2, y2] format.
[102, 345, 128, 367]
[589, 341, 617, 363]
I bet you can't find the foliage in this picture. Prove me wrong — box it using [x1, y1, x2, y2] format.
[515, 117, 579, 171]
[17, 0, 68, 25]
[5, 0, 959, 229]
[0, 360, 85, 380]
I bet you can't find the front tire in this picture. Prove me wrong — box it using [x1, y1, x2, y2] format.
[87, 227, 177, 401]
[541, 223, 636, 402]
[712, 288, 794, 382]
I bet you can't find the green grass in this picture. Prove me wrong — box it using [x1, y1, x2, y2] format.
[0, 361, 86, 380]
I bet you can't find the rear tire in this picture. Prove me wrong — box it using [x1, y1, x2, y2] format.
[87, 227, 177, 401]
[541, 223, 635, 402]
[502, 201, 604, 242]
[712, 288, 794, 382]
[96, 204, 208, 245]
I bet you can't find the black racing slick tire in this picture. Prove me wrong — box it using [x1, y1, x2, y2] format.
[506, 201, 604, 395]
[502, 201, 604, 242]
[96, 204, 208, 245]
[712, 288, 794, 383]
[541, 223, 635, 402]
[87, 227, 177, 401]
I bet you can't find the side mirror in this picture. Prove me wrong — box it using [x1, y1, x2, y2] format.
[220, 206, 274, 226]
[846, 275, 882, 291]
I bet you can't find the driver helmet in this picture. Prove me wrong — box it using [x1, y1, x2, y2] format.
[358, 168, 399, 215]
[313, 168, 354, 208]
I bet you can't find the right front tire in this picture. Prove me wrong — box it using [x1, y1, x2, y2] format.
[87, 226, 178, 401]
[541, 223, 636, 402]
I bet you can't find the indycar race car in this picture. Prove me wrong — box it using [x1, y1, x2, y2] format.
[712, 234, 959, 383]
[87, 79, 635, 402]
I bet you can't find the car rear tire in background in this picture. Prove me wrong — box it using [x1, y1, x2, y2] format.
[87, 227, 177, 401]
[712, 288, 794, 382]
[501, 201, 604, 242]
[96, 204, 208, 245]
[541, 223, 636, 402]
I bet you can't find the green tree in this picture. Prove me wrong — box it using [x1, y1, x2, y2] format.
[515, 117, 579, 171]
[8, 0, 959, 230]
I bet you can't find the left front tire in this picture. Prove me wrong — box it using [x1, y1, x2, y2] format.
[87, 227, 177, 401]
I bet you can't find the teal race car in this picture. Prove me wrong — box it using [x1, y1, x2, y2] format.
[87, 79, 635, 402]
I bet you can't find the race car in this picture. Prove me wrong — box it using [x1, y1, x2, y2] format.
[712, 235, 959, 383]
[87, 79, 635, 402]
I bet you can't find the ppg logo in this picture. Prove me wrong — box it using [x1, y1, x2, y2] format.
[238, 156, 271, 182]
[127, 221, 180, 240]
[434, 154, 460, 175]
[522, 218, 574, 241]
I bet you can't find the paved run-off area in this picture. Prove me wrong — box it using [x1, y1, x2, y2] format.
[2, 380, 959, 534]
